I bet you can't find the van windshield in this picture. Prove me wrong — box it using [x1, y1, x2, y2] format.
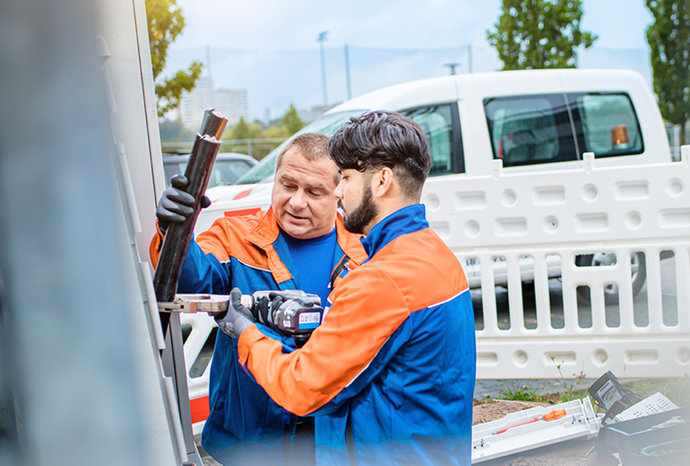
[236, 109, 366, 184]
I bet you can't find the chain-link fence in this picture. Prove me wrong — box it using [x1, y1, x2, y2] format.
[162, 138, 285, 160]
[164, 44, 652, 122]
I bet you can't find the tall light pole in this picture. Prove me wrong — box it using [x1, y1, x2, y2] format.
[344, 44, 352, 100]
[467, 44, 473, 73]
[444, 62, 461, 75]
[317, 31, 328, 107]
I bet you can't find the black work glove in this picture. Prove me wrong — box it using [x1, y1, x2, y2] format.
[253, 293, 285, 329]
[156, 175, 211, 231]
[214, 288, 256, 339]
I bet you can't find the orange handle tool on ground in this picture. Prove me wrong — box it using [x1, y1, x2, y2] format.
[493, 409, 567, 434]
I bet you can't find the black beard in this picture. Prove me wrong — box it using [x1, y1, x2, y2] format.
[343, 185, 378, 234]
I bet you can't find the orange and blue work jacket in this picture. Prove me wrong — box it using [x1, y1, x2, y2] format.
[238, 204, 477, 465]
[150, 208, 367, 464]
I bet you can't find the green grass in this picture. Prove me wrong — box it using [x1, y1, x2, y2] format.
[498, 385, 545, 402]
[490, 377, 690, 409]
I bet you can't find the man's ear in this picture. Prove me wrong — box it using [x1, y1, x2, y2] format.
[373, 167, 395, 198]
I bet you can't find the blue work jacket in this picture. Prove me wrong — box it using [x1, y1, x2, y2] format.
[151, 208, 366, 464]
[238, 204, 477, 465]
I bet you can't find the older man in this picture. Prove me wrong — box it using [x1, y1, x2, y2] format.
[151, 133, 366, 464]
[220, 112, 477, 464]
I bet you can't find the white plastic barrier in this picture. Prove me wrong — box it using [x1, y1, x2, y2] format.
[179, 312, 216, 436]
[182, 152, 690, 431]
[423, 153, 689, 380]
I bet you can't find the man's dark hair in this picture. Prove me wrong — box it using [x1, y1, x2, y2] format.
[329, 111, 431, 198]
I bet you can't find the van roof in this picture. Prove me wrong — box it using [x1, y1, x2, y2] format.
[327, 68, 646, 115]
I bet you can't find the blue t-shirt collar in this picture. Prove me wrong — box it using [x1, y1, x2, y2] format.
[360, 204, 429, 258]
[282, 227, 336, 246]
[273, 227, 337, 278]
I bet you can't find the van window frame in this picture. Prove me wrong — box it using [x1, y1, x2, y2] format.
[399, 102, 465, 176]
[566, 91, 645, 159]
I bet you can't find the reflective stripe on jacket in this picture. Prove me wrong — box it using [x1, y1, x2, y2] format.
[150, 208, 367, 463]
[238, 204, 477, 465]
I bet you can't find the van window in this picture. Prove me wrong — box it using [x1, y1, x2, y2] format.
[402, 104, 461, 176]
[484, 94, 578, 167]
[568, 93, 644, 158]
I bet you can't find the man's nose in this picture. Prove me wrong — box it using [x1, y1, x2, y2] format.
[289, 189, 308, 209]
[334, 181, 344, 200]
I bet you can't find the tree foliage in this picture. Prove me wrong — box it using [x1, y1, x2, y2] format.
[281, 103, 304, 135]
[225, 104, 304, 142]
[145, 0, 202, 117]
[228, 117, 263, 141]
[646, 0, 689, 144]
[217, 105, 307, 159]
[262, 124, 291, 139]
[487, 0, 598, 70]
[158, 118, 195, 141]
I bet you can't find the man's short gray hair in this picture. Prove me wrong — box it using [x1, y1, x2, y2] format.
[275, 133, 338, 184]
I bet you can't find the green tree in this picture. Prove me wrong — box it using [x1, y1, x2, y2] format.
[263, 124, 291, 139]
[158, 118, 195, 141]
[224, 117, 271, 158]
[145, 0, 202, 117]
[281, 103, 304, 135]
[487, 0, 598, 70]
[228, 116, 263, 141]
[646, 0, 690, 145]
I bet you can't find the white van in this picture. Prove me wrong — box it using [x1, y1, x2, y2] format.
[198, 69, 672, 302]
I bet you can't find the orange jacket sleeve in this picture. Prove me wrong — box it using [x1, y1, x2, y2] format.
[237, 266, 412, 416]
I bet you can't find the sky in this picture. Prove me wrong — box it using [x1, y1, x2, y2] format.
[163, 0, 655, 121]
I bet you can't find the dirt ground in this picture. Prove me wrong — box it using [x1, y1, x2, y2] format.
[472, 398, 549, 425]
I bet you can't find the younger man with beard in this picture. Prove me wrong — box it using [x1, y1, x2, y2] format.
[218, 111, 477, 464]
